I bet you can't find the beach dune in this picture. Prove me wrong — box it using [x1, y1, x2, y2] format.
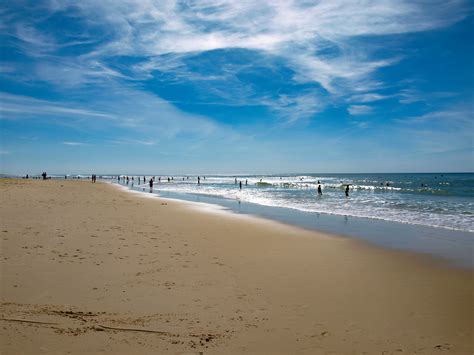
[0, 179, 472, 354]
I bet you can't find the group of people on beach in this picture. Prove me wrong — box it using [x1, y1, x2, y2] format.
[118, 175, 156, 193]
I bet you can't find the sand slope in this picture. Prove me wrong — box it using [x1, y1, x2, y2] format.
[0, 179, 472, 354]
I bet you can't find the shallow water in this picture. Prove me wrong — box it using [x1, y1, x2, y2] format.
[118, 173, 473, 232]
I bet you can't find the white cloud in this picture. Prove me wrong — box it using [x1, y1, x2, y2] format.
[397, 88, 458, 105]
[2, 0, 469, 121]
[350, 93, 390, 103]
[356, 121, 370, 129]
[15, 23, 58, 57]
[266, 92, 326, 123]
[62, 141, 87, 146]
[0, 93, 116, 120]
[57, 0, 465, 87]
[397, 88, 426, 104]
[392, 107, 473, 156]
[32, 59, 131, 88]
[0, 90, 234, 141]
[395, 109, 473, 125]
[348, 105, 373, 116]
[109, 139, 157, 146]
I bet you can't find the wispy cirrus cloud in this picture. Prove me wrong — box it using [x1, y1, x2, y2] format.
[1, 0, 468, 122]
[0, 89, 233, 141]
[348, 105, 374, 116]
[349, 93, 391, 103]
[0, 93, 116, 120]
[394, 108, 473, 125]
[14, 23, 57, 57]
[392, 106, 473, 156]
[266, 92, 326, 123]
[62, 141, 88, 146]
[108, 139, 157, 146]
[397, 88, 459, 105]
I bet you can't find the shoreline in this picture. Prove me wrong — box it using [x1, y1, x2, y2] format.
[114, 181, 474, 269]
[1, 179, 472, 354]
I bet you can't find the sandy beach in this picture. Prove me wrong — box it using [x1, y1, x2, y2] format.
[0, 179, 472, 354]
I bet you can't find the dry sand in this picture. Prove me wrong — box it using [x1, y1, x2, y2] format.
[0, 179, 472, 354]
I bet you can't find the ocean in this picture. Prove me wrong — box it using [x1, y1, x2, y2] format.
[117, 173, 473, 233]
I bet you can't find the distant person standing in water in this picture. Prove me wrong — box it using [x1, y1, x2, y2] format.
[317, 184, 322, 196]
[149, 178, 153, 193]
[198, 176, 201, 185]
[245, 179, 248, 186]
[239, 181, 242, 190]
[345, 185, 350, 197]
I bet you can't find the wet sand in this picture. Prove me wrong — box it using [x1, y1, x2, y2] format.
[0, 179, 472, 354]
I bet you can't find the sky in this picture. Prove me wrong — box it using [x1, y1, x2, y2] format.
[0, 0, 473, 175]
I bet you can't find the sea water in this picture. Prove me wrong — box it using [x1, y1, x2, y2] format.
[121, 173, 473, 233]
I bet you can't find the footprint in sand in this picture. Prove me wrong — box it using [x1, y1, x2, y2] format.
[434, 344, 451, 350]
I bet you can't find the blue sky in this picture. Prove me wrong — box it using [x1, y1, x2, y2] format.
[1, 0, 473, 174]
